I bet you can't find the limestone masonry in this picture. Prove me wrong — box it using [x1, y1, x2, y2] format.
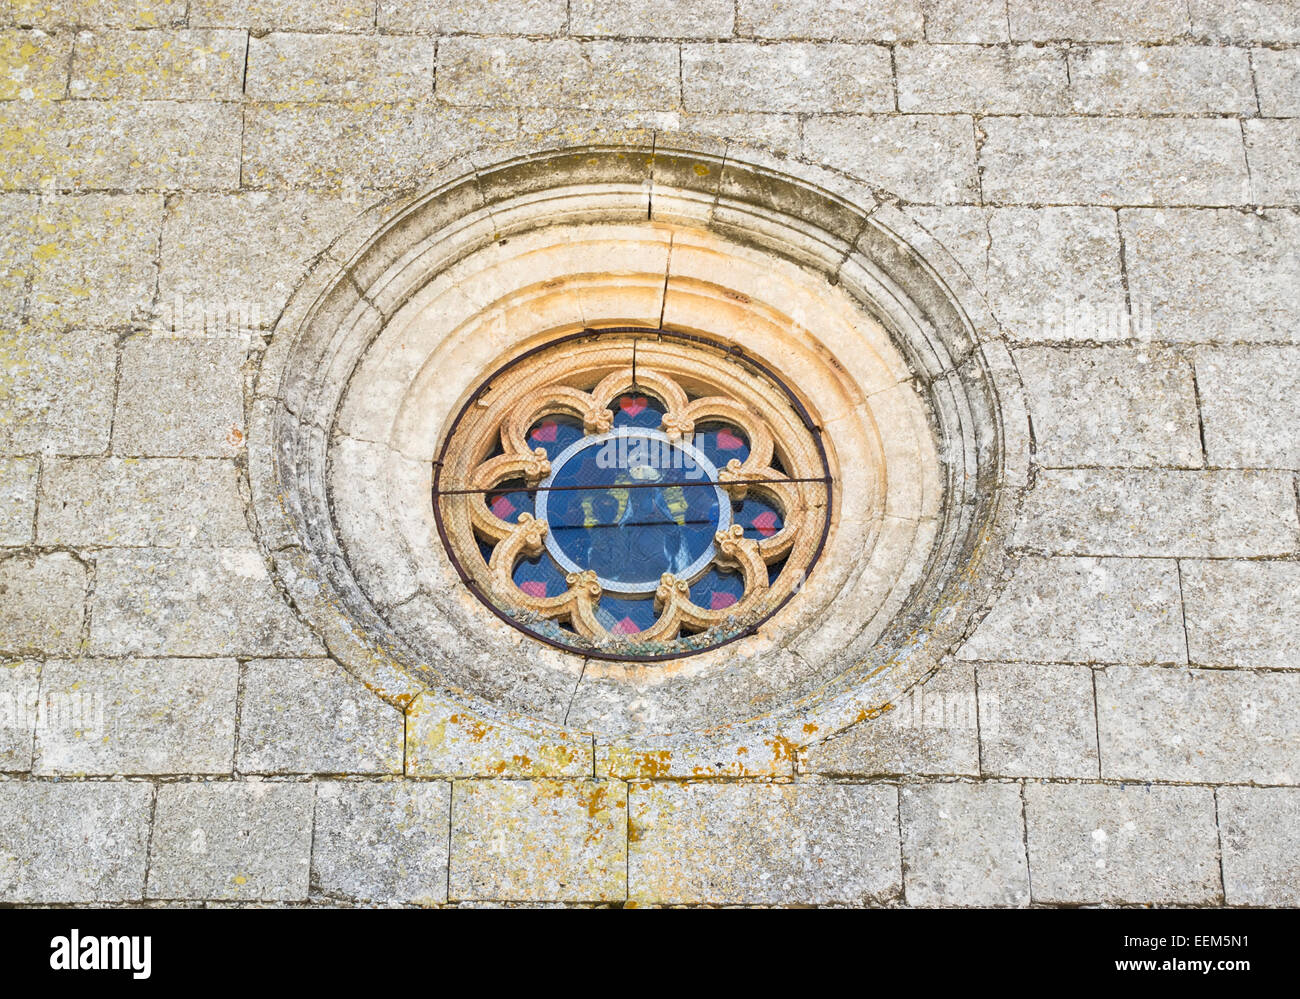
[1, 0, 1298, 907]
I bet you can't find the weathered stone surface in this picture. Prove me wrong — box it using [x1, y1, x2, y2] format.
[1014, 469, 1299, 557]
[520, 107, 800, 155]
[1218, 787, 1300, 906]
[0, 28, 72, 99]
[1181, 559, 1300, 668]
[0, 328, 117, 455]
[1008, 0, 1191, 42]
[113, 335, 247, 457]
[921, 0, 1008, 42]
[58, 100, 242, 191]
[237, 658, 404, 775]
[1253, 47, 1300, 116]
[0, 0, 1294, 915]
[1097, 665, 1299, 784]
[34, 657, 238, 775]
[450, 779, 627, 902]
[37, 458, 247, 547]
[70, 28, 245, 99]
[897, 43, 1069, 113]
[685, 42, 893, 113]
[1244, 119, 1300, 205]
[159, 191, 372, 333]
[1024, 783, 1220, 904]
[89, 548, 322, 657]
[576, 0, 734, 37]
[28, 194, 163, 328]
[0, 100, 63, 191]
[977, 662, 1099, 779]
[247, 32, 435, 101]
[313, 780, 451, 905]
[803, 114, 978, 202]
[980, 117, 1249, 206]
[147, 781, 314, 900]
[438, 37, 679, 110]
[900, 782, 1030, 906]
[0, 552, 85, 654]
[0, 195, 35, 325]
[1191, 1, 1300, 43]
[0, 780, 152, 902]
[959, 556, 1186, 664]
[910, 206, 1126, 341]
[736, 0, 922, 41]
[406, 693, 592, 778]
[1120, 209, 1300, 343]
[0, 457, 36, 545]
[242, 103, 517, 189]
[629, 782, 901, 905]
[1013, 347, 1201, 466]
[1068, 44, 1255, 113]
[0, 659, 39, 770]
[1195, 347, 1300, 468]
[801, 661, 978, 776]
[7, 0, 188, 27]
[378, 0, 566, 33]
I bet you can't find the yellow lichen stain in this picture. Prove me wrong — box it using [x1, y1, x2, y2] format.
[575, 783, 609, 821]
[629, 751, 672, 778]
[693, 163, 709, 176]
[232, 875, 247, 886]
[802, 722, 818, 735]
[765, 736, 798, 767]
[852, 701, 896, 724]
[449, 713, 491, 742]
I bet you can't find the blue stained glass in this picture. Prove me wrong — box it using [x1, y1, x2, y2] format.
[485, 483, 534, 523]
[732, 495, 784, 542]
[689, 565, 745, 612]
[543, 433, 722, 591]
[595, 594, 661, 635]
[526, 415, 584, 459]
[511, 552, 568, 600]
[611, 393, 666, 429]
[695, 422, 750, 466]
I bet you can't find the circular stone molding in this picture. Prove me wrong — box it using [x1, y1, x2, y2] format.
[249, 142, 1030, 747]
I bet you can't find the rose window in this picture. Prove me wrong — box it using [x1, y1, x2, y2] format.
[432, 329, 833, 660]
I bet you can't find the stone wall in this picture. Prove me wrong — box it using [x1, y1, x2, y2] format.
[1, 0, 1298, 906]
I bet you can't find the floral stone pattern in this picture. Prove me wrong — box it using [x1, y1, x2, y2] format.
[433, 331, 831, 659]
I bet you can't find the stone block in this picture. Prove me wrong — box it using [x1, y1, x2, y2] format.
[1025, 783, 1220, 904]
[147, 780, 314, 901]
[900, 781, 1030, 906]
[0, 780, 152, 902]
[0, 552, 86, 654]
[449, 779, 627, 902]
[312, 780, 451, 905]
[1097, 665, 1300, 784]
[236, 658, 404, 775]
[89, 548, 322, 657]
[34, 657, 238, 775]
[629, 782, 901, 905]
[977, 662, 1099, 778]
[959, 556, 1186, 664]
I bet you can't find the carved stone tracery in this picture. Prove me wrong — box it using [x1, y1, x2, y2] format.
[436, 334, 831, 655]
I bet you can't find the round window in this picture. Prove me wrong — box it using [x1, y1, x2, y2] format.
[431, 328, 833, 660]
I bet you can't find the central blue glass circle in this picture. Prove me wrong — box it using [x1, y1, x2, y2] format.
[535, 429, 730, 594]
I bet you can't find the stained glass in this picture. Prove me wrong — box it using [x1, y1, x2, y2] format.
[433, 332, 832, 659]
